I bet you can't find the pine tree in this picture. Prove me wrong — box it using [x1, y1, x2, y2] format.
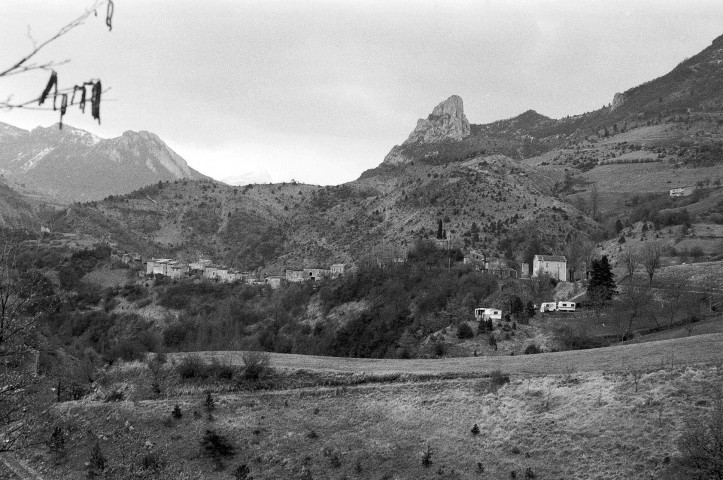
[588, 255, 616, 301]
[437, 219, 443, 239]
[615, 219, 624, 234]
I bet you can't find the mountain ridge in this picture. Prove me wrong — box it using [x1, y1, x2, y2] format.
[0, 122, 210, 204]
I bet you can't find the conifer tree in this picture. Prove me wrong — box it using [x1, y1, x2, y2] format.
[588, 255, 616, 301]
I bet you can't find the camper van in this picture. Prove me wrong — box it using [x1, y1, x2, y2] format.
[474, 308, 502, 321]
[539, 302, 557, 313]
[556, 301, 576, 312]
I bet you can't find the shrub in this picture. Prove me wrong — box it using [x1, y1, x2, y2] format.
[421, 444, 433, 467]
[234, 464, 252, 480]
[488, 370, 510, 393]
[676, 394, 723, 478]
[205, 391, 215, 413]
[48, 425, 65, 453]
[471, 423, 480, 435]
[457, 322, 474, 339]
[140, 452, 165, 472]
[200, 429, 235, 459]
[208, 358, 236, 380]
[524, 344, 542, 355]
[172, 404, 183, 419]
[105, 390, 124, 402]
[242, 351, 271, 381]
[177, 355, 208, 380]
[87, 443, 107, 478]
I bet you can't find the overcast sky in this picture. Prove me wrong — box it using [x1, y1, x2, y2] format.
[2, 1, 723, 185]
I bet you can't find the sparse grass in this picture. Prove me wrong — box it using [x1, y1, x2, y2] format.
[175, 334, 723, 376]
[32, 364, 723, 479]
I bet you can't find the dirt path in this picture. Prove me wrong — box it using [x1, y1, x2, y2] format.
[187, 332, 723, 376]
[0, 454, 42, 480]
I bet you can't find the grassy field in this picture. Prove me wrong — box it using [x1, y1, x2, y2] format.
[21, 362, 723, 480]
[180, 332, 723, 376]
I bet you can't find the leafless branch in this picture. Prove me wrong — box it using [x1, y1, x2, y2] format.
[0, 1, 105, 78]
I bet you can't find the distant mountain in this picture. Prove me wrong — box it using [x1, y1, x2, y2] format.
[50, 33, 723, 271]
[0, 123, 209, 203]
[222, 171, 273, 186]
[377, 34, 723, 169]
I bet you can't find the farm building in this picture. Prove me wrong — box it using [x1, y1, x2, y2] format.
[330, 263, 347, 276]
[669, 186, 695, 197]
[532, 255, 567, 282]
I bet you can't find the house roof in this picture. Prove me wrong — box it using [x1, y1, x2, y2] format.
[534, 255, 566, 262]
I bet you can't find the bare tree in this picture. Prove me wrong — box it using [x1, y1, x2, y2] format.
[620, 246, 639, 282]
[589, 183, 600, 220]
[677, 391, 723, 479]
[564, 233, 594, 283]
[659, 277, 690, 330]
[618, 278, 652, 339]
[641, 241, 663, 289]
[1, 1, 112, 126]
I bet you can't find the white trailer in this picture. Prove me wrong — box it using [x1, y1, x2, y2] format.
[556, 301, 576, 312]
[540, 302, 557, 313]
[474, 308, 502, 321]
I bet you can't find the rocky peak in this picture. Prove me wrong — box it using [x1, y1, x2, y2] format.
[383, 95, 471, 165]
[403, 95, 470, 146]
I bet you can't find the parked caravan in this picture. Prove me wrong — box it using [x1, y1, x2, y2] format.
[540, 302, 557, 313]
[474, 308, 503, 321]
[556, 301, 576, 312]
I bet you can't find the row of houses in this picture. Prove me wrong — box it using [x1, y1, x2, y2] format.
[141, 255, 350, 288]
[463, 249, 569, 282]
[285, 264, 347, 282]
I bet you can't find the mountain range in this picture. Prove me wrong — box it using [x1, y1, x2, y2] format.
[0, 123, 208, 204]
[4, 33, 723, 270]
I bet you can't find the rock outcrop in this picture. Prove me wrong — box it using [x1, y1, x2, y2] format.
[610, 92, 625, 111]
[384, 95, 471, 164]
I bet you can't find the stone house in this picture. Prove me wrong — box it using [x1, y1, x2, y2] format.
[285, 270, 305, 282]
[532, 255, 567, 282]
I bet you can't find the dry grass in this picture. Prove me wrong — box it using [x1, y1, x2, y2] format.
[25, 364, 723, 479]
[177, 332, 723, 376]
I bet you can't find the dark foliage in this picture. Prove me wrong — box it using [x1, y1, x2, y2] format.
[588, 255, 616, 301]
[87, 443, 106, 478]
[457, 322, 474, 339]
[200, 429, 235, 459]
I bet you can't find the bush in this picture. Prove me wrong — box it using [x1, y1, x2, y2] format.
[48, 425, 65, 453]
[208, 358, 236, 380]
[172, 404, 182, 419]
[676, 395, 723, 478]
[524, 344, 542, 355]
[87, 443, 107, 478]
[234, 464, 252, 480]
[421, 444, 433, 467]
[457, 322, 474, 339]
[241, 351, 271, 381]
[488, 370, 510, 393]
[104, 390, 124, 402]
[200, 429, 235, 459]
[140, 452, 165, 472]
[177, 355, 208, 380]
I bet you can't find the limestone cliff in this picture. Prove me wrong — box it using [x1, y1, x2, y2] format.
[384, 95, 470, 164]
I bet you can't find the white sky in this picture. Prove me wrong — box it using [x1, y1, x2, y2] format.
[1, 0, 723, 185]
